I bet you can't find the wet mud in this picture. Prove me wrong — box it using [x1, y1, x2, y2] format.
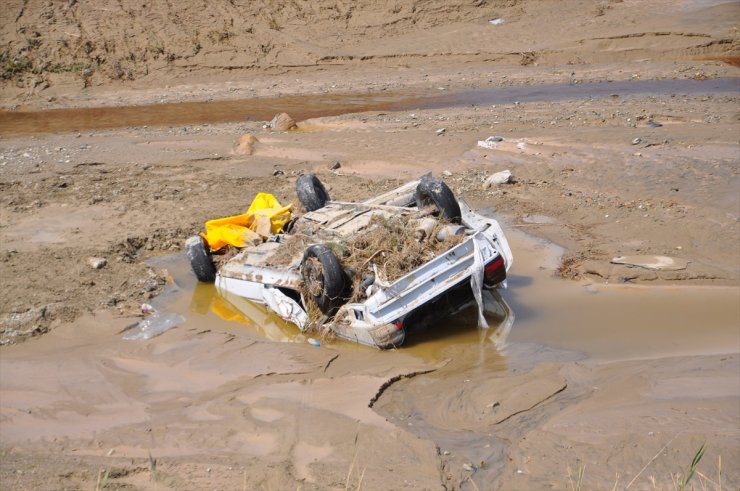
[2, 230, 738, 490]
[1, 77, 738, 137]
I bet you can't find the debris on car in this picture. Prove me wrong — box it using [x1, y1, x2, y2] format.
[186, 173, 513, 349]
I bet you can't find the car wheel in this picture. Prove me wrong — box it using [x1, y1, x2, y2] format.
[296, 173, 330, 211]
[415, 175, 462, 223]
[186, 235, 216, 282]
[301, 244, 348, 315]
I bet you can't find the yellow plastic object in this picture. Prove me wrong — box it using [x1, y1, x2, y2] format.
[200, 193, 292, 251]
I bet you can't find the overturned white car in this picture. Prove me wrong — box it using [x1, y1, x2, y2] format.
[186, 174, 513, 349]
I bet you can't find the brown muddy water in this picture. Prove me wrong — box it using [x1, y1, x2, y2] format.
[151, 230, 739, 363]
[1, 78, 738, 137]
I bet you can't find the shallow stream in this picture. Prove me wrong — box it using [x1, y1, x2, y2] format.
[1, 77, 738, 137]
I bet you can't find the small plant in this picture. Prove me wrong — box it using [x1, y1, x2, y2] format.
[95, 469, 110, 490]
[148, 451, 158, 482]
[1, 55, 33, 80]
[679, 444, 706, 491]
[46, 62, 89, 73]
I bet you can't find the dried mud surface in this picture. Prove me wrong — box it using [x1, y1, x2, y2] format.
[1, 1, 739, 490]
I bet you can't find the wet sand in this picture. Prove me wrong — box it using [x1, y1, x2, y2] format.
[1, 231, 738, 489]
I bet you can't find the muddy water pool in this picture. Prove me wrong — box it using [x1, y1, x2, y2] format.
[1, 77, 737, 137]
[152, 229, 739, 364]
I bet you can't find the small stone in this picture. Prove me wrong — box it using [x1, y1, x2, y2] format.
[485, 170, 512, 187]
[269, 112, 298, 131]
[462, 463, 476, 472]
[88, 257, 107, 269]
[436, 128, 446, 135]
[234, 133, 259, 155]
[329, 161, 341, 170]
[442, 170, 452, 177]
[631, 137, 642, 145]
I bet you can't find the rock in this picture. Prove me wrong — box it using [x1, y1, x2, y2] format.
[329, 161, 341, 170]
[436, 128, 446, 135]
[88, 257, 107, 269]
[485, 170, 512, 187]
[631, 137, 642, 145]
[646, 120, 663, 127]
[0, 306, 47, 331]
[269, 112, 297, 131]
[477, 136, 503, 149]
[272, 169, 285, 176]
[611, 255, 688, 271]
[442, 170, 453, 177]
[234, 133, 259, 155]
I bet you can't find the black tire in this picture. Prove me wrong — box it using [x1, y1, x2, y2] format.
[296, 173, 330, 211]
[415, 175, 462, 223]
[301, 244, 348, 315]
[186, 235, 216, 282]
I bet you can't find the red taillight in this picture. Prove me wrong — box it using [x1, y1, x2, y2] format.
[394, 320, 403, 330]
[483, 256, 506, 287]
[484, 256, 504, 276]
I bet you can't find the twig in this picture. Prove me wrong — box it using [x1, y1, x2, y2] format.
[357, 466, 367, 490]
[625, 431, 683, 489]
[718, 455, 722, 491]
[611, 472, 620, 491]
[360, 249, 391, 270]
[466, 475, 481, 491]
[345, 432, 359, 490]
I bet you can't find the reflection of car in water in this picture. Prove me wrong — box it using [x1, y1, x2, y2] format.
[190, 282, 515, 349]
[186, 174, 513, 349]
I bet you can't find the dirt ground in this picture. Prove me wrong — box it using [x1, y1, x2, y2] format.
[1, 1, 739, 490]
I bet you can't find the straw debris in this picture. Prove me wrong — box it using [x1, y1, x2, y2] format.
[339, 215, 463, 295]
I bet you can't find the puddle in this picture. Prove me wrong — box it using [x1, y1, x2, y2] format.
[1, 78, 737, 137]
[501, 230, 740, 362]
[149, 226, 738, 365]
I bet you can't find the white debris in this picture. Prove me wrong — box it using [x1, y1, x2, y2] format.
[87, 257, 107, 269]
[611, 255, 689, 271]
[477, 136, 503, 149]
[489, 18, 505, 25]
[485, 170, 512, 186]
